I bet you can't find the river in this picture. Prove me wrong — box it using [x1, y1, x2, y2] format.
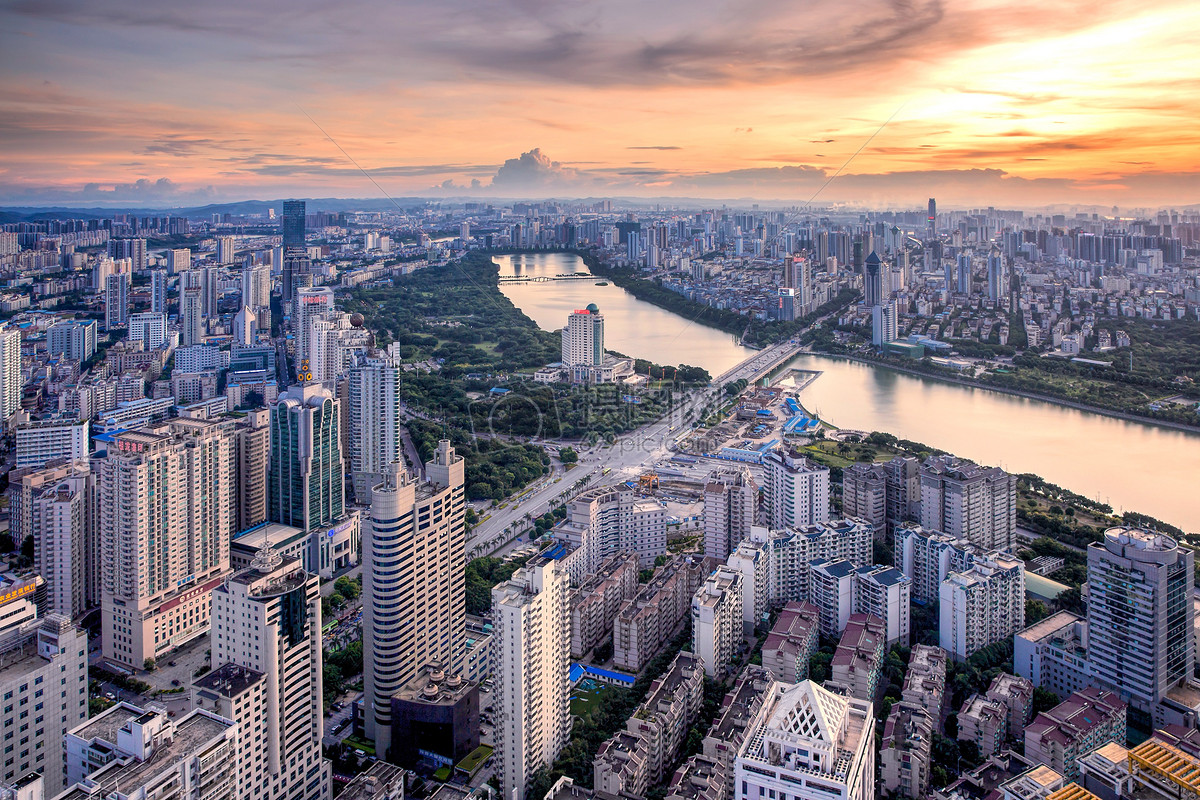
[496, 252, 1200, 530]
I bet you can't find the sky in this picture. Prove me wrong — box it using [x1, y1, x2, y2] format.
[1, 0, 1198, 209]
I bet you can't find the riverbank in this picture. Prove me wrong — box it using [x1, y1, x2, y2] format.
[813, 351, 1200, 435]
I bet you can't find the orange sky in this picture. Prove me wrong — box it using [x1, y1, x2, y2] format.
[1, 0, 1198, 207]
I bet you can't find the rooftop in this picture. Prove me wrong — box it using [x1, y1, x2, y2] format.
[1016, 611, 1084, 643]
[193, 662, 264, 698]
[86, 712, 232, 797]
[68, 702, 143, 746]
[338, 761, 406, 800]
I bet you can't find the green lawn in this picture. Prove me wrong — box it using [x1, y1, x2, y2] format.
[456, 745, 494, 776]
[569, 681, 608, 718]
[343, 735, 376, 756]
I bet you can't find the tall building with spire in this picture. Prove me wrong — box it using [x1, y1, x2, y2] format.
[363, 440, 466, 759]
[927, 198, 937, 242]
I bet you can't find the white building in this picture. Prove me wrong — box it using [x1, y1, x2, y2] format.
[201, 549, 331, 800]
[1014, 611, 1093, 701]
[104, 273, 129, 330]
[363, 442, 465, 758]
[99, 419, 233, 669]
[940, 552, 1026, 660]
[127, 312, 168, 352]
[692, 565, 744, 678]
[492, 557, 571, 800]
[180, 285, 204, 345]
[47, 319, 97, 363]
[174, 345, 229, 374]
[762, 450, 830, 530]
[308, 313, 372, 382]
[293, 287, 336, 365]
[553, 485, 668, 575]
[895, 524, 976, 604]
[703, 467, 757, 560]
[0, 614, 88, 792]
[32, 471, 96, 618]
[348, 354, 403, 500]
[919, 455, 1017, 552]
[854, 564, 912, 646]
[727, 539, 770, 628]
[0, 324, 22, 421]
[745, 520, 874, 607]
[15, 417, 89, 469]
[734, 680, 875, 800]
[562, 305, 604, 370]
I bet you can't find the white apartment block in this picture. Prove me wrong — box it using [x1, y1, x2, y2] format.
[293, 287, 335, 365]
[734, 680, 875, 800]
[692, 566, 743, 679]
[308, 313, 372, 383]
[703, 467, 757, 561]
[0, 615, 88, 792]
[746, 519, 874, 606]
[0, 325, 21, 421]
[554, 485, 669, 575]
[15, 417, 89, 469]
[347, 354, 403, 500]
[127, 312, 167, 352]
[204, 549, 331, 800]
[895, 524, 976, 604]
[47, 320, 97, 363]
[727, 539, 770, 627]
[99, 419, 233, 669]
[762, 450, 830, 530]
[362, 442, 465, 758]
[492, 557, 571, 800]
[940, 552, 1026, 660]
[854, 564, 912, 646]
[174, 345, 229, 374]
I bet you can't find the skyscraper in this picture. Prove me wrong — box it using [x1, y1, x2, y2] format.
[348, 353, 404, 499]
[1087, 527, 1195, 713]
[763, 450, 830, 530]
[216, 235, 236, 265]
[294, 286, 336, 365]
[956, 252, 971, 294]
[104, 272, 129, 330]
[0, 325, 22, 421]
[928, 198, 937, 241]
[243, 262, 272, 310]
[281, 251, 311, 307]
[181, 285, 204, 346]
[987, 247, 1006, 303]
[235, 407, 270, 532]
[202, 548, 331, 800]
[99, 419, 233, 668]
[562, 304, 604, 368]
[150, 269, 168, 313]
[493, 557, 571, 800]
[31, 469, 96, 619]
[268, 382, 344, 533]
[863, 251, 883, 307]
[919, 455, 1016, 552]
[363, 441, 466, 758]
[282, 199, 306, 252]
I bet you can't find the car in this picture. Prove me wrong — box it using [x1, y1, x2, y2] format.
[171, 679, 181, 687]
[168, 661, 177, 667]
[354, 749, 366, 757]
[105, 692, 115, 700]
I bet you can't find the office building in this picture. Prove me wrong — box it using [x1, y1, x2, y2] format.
[104, 273, 129, 330]
[233, 305, 256, 347]
[127, 312, 168, 352]
[569, 552, 639, 658]
[388, 663, 480, 769]
[761, 601, 820, 683]
[561, 305, 604, 369]
[703, 467, 757, 561]
[762, 450, 829, 530]
[281, 251, 310, 307]
[15, 417, 88, 469]
[692, 566, 743, 679]
[1014, 611, 1094, 701]
[0, 325, 18, 421]
[920, 455, 1017, 552]
[61, 705, 236, 800]
[47, 320, 97, 363]
[180, 285, 204, 346]
[928, 198, 937, 241]
[363, 442, 466, 759]
[1088, 526, 1195, 714]
[492, 557, 571, 800]
[828, 613, 886, 701]
[734, 680, 874, 800]
[202, 548, 331, 800]
[0, 615, 87, 791]
[234, 408, 270, 531]
[348, 354, 403, 500]
[293, 287, 335, 362]
[99, 419, 233, 669]
[268, 382, 344, 533]
[863, 251, 884, 308]
[31, 467, 96, 618]
[282, 200, 306, 251]
[871, 300, 899, 346]
[1025, 688, 1127, 781]
[940, 552, 1026, 660]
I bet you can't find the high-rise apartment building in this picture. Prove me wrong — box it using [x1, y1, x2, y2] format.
[763, 450, 830, 530]
[895, 524, 976, 604]
[201, 549, 331, 800]
[703, 467, 757, 561]
[150, 268, 168, 313]
[242, 262, 272, 311]
[216, 235, 236, 264]
[233, 304, 257, 347]
[166, 247, 190, 274]
[348, 353, 403, 500]
[0, 325, 18, 421]
[32, 464, 96, 618]
[108, 237, 147, 270]
[553, 484, 668, 575]
[99, 419, 233, 668]
[919, 455, 1017, 552]
[104, 272, 129, 330]
[692, 566, 744, 679]
[268, 382, 344, 533]
[493, 557, 571, 800]
[988, 247, 1006, 303]
[939, 552, 1026, 660]
[734, 680, 874, 800]
[294, 286, 336, 364]
[1087, 527, 1195, 713]
[181, 285, 204, 346]
[15, 417, 88, 469]
[363, 442, 465, 759]
[127, 311, 168, 351]
[0, 614, 88, 791]
[47, 319, 97, 363]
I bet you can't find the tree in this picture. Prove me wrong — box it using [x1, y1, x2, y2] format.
[0, 533, 13, 552]
[20, 536, 33, 559]
[559, 446, 579, 466]
[1025, 599, 1049, 625]
[1056, 586, 1085, 614]
[1032, 687, 1060, 716]
[143, 658, 156, 672]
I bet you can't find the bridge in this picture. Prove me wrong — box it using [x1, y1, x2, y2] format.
[497, 274, 601, 283]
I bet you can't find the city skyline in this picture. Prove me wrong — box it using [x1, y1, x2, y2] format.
[1, 0, 1199, 207]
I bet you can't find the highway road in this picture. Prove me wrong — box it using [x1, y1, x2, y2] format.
[467, 338, 806, 554]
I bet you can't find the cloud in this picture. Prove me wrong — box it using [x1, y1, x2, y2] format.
[0, 177, 220, 205]
[490, 148, 579, 189]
